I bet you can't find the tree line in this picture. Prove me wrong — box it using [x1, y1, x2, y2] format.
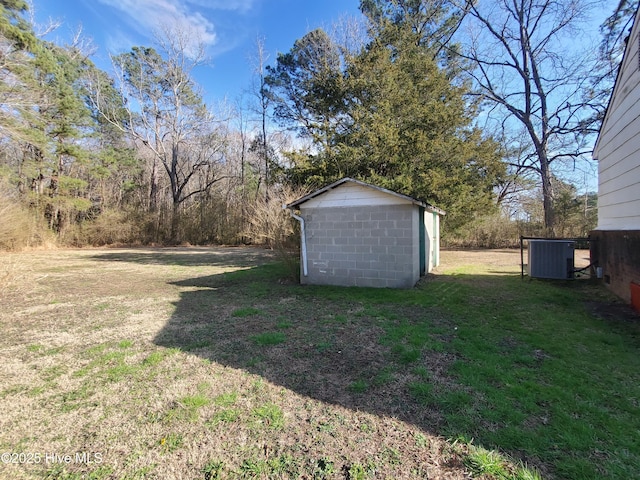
[0, 0, 636, 250]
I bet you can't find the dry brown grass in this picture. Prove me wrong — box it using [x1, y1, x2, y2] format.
[439, 248, 590, 271]
[0, 178, 58, 252]
[0, 197, 36, 251]
[0, 247, 535, 479]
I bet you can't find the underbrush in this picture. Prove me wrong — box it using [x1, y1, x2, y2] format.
[72, 208, 152, 246]
[0, 184, 53, 251]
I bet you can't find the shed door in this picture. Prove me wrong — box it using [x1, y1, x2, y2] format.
[419, 207, 426, 275]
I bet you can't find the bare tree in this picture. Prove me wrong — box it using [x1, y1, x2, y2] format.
[454, 0, 601, 235]
[327, 13, 369, 60]
[249, 35, 271, 202]
[90, 24, 227, 242]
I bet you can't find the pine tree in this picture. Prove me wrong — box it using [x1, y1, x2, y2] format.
[269, 22, 504, 230]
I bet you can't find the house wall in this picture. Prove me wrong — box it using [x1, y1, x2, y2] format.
[300, 204, 419, 288]
[590, 9, 640, 307]
[590, 230, 640, 304]
[593, 9, 640, 230]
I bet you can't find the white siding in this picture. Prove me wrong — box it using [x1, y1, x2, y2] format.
[594, 9, 640, 230]
[302, 183, 412, 208]
[423, 211, 440, 271]
[433, 212, 440, 268]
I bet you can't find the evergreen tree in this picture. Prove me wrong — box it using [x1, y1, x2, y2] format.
[0, 2, 98, 234]
[271, 22, 504, 231]
[1, 2, 140, 241]
[359, 0, 468, 60]
[265, 28, 348, 154]
[341, 25, 503, 229]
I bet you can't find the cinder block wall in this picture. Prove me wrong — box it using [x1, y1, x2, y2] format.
[301, 204, 418, 288]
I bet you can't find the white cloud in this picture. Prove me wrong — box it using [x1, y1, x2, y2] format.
[187, 0, 258, 13]
[104, 28, 138, 55]
[97, 0, 218, 48]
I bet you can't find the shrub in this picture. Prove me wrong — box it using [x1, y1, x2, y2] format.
[80, 208, 151, 246]
[0, 180, 51, 251]
[245, 184, 310, 281]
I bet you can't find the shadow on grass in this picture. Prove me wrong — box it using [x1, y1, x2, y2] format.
[89, 246, 274, 268]
[156, 263, 426, 416]
[150, 258, 640, 479]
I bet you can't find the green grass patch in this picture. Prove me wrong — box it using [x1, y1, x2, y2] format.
[164, 391, 211, 423]
[40, 365, 67, 381]
[372, 367, 394, 386]
[392, 344, 421, 364]
[408, 381, 434, 405]
[252, 403, 285, 430]
[175, 258, 640, 478]
[231, 306, 262, 317]
[142, 350, 167, 367]
[117, 339, 134, 349]
[462, 443, 543, 480]
[180, 393, 210, 409]
[207, 408, 241, 426]
[347, 461, 375, 479]
[43, 465, 115, 479]
[314, 340, 334, 353]
[348, 379, 369, 393]
[57, 384, 95, 412]
[276, 320, 292, 329]
[250, 331, 286, 346]
[159, 432, 183, 453]
[0, 384, 30, 398]
[202, 460, 224, 480]
[420, 274, 640, 479]
[238, 454, 300, 477]
[213, 391, 238, 407]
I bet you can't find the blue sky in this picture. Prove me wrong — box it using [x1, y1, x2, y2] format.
[33, 0, 362, 103]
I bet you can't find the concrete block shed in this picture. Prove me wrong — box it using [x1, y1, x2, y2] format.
[285, 178, 445, 288]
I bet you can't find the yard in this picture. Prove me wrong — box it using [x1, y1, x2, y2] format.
[0, 247, 638, 479]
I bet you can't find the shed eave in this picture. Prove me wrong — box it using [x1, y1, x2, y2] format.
[285, 177, 445, 215]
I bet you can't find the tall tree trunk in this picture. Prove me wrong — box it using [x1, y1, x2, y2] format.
[149, 157, 159, 213]
[539, 153, 555, 236]
[262, 106, 269, 204]
[170, 200, 180, 245]
[169, 144, 180, 244]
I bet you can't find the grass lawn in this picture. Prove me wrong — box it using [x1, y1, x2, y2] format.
[0, 247, 638, 479]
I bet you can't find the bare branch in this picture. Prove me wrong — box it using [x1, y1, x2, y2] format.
[453, 0, 601, 233]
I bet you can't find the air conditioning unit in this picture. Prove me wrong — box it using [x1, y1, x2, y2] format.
[528, 240, 575, 279]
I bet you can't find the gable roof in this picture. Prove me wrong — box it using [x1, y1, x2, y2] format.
[593, 5, 640, 158]
[285, 177, 446, 215]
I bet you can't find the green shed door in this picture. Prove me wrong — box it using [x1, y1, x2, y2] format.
[419, 206, 426, 275]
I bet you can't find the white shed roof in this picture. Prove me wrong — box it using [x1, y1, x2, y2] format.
[285, 177, 446, 215]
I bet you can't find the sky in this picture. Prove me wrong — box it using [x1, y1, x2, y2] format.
[32, 0, 363, 104]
